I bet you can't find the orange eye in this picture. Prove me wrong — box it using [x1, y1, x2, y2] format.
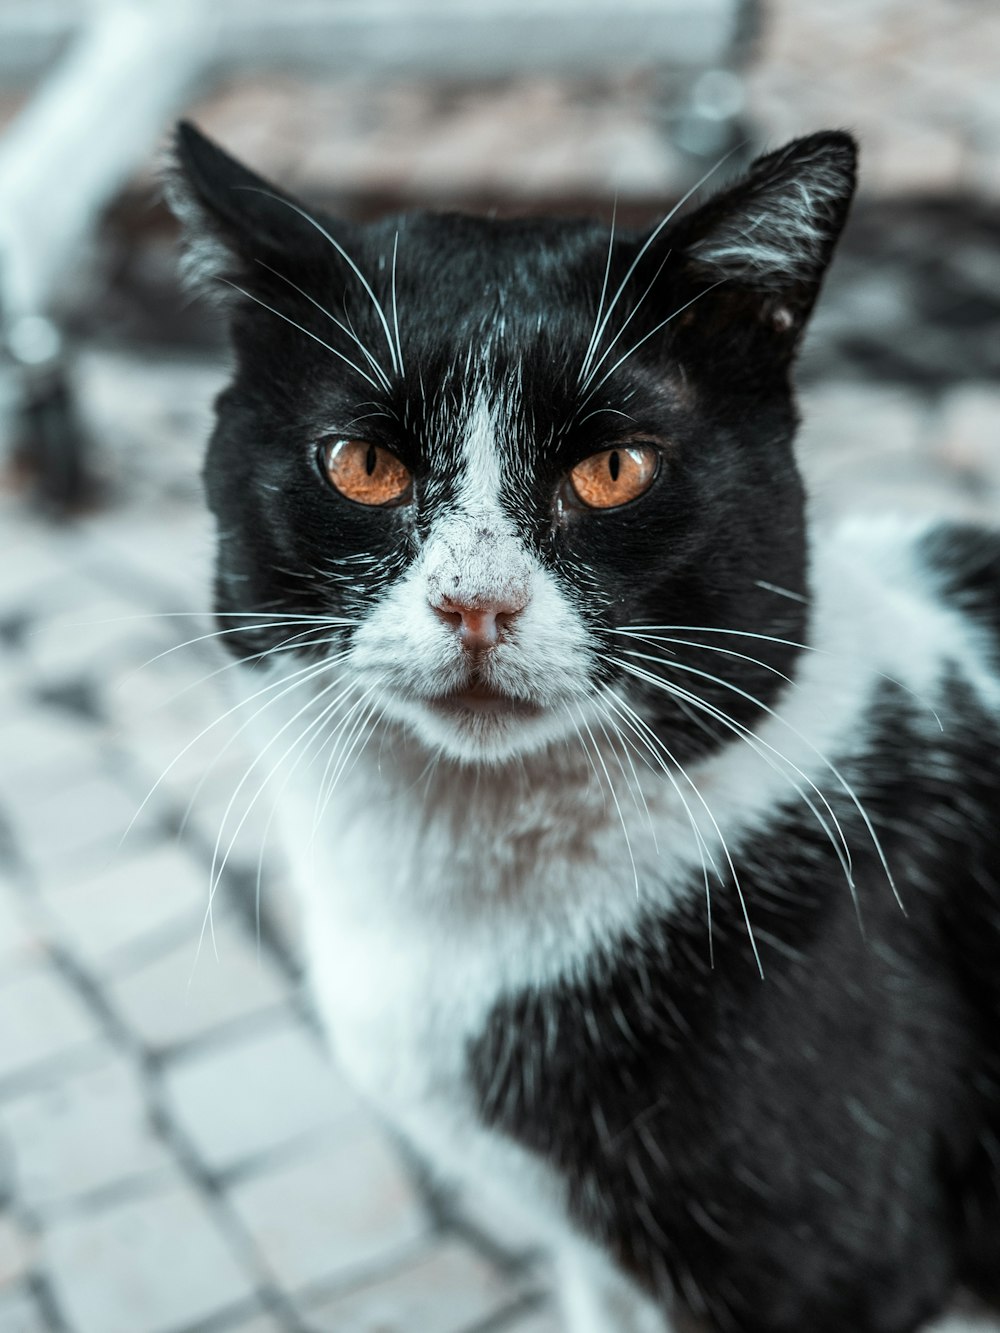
[569, 445, 659, 509]
[322, 439, 412, 507]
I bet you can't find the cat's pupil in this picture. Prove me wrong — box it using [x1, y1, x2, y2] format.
[609, 451, 620, 482]
[365, 444, 377, 476]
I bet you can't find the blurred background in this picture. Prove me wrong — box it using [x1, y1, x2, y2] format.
[0, 1, 999, 1330]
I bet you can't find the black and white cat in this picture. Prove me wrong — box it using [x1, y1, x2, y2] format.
[169, 122, 1000, 1332]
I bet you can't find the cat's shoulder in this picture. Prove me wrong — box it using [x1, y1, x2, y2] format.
[813, 512, 1000, 687]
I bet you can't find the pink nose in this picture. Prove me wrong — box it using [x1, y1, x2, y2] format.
[431, 595, 525, 652]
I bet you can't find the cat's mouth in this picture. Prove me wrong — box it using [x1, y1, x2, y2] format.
[425, 679, 543, 718]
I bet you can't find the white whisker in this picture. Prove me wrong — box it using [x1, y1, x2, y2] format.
[238, 188, 400, 377]
[217, 279, 381, 389]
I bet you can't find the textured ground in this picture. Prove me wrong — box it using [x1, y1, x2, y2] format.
[2, 0, 1000, 1327]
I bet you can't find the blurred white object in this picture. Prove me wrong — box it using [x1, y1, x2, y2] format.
[0, 0, 744, 506]
[0, 0, 208, 326]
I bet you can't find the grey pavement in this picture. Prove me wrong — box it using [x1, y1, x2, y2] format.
[2, 0, 1000, 1319]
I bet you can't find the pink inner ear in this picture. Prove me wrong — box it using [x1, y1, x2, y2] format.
[771, 306, 795, 333]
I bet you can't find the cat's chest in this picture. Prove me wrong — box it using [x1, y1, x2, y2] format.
[276, 755, 673, 1112]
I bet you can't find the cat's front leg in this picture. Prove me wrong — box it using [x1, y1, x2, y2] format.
[556, 1240, 678, 1333]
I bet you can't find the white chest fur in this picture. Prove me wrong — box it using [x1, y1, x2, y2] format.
[246, 517, 998, 1257]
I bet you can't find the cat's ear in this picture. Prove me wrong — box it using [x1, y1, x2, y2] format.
[164, 121, 335, 298]
[669, 131, 857, 333]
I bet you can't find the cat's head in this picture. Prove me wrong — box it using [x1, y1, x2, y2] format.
[169, 124, 856, 767]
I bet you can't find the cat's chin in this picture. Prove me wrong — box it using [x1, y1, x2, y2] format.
[426, 683, 544, 720]
[390, 690, 569, 765]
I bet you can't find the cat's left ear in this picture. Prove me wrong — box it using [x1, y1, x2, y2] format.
[164, 120, 338, 299]
[669, 131, 857, 335]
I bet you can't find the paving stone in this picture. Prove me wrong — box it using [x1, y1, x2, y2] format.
[218, 1315, 286, 1333]
[38, 844, 207, 973]
[106, 914, 288, 1052]
[43, 1180, 255, 1333]
[0, 965, 102, 1087]
[25, 593, 166, 691]
[936, 386, 1000, 490]
[3, 769, 151, 880]
[508, 1309, 561, 1333]
[104, 647, 239, 790]
[0, 1213, 35, 1287]
[161, 1018, 359, 1172]
[228, 1127, 427, 1292]
[0, 1054, 171, 1211]
[0, 1286, 48, 1333]
[0, 878, 45, 971]
[797, 383, 927, 471]
[0, 706, 107, 797]
[84, 507, 214, 609]
[0, 510, 76, 609]
[300, 1241, 519, 1332]
[181, 749, 290, 883]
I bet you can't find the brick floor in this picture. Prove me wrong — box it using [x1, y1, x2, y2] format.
[42, 1181, 257, 1333]
[2, 4, 1000, 1326]
[227, 1130, 429, 1294]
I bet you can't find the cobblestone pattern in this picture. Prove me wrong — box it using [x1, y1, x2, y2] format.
[0, 359, 550, 1330]
[2, 349, 999, 1330]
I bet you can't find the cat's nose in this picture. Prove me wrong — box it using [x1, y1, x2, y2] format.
[431, 594, 525, 652]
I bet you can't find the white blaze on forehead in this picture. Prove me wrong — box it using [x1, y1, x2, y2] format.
[424, 390, 531, 609]
[456, 391, 508, 521]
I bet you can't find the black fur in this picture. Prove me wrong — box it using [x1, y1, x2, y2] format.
[469, 680, 1000, 1329]
[169, 123, 1000, 1330]
[170, 122, 852, 761]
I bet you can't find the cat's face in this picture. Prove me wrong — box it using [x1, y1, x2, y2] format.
[171, 125, 855, 766]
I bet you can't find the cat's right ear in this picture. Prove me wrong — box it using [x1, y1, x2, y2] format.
[164, 121, 333, 299]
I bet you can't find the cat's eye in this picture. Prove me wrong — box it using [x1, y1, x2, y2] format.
[322, 439, 412, 507]
[569, 445, 659, 509]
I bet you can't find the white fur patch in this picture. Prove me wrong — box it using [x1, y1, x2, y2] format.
[689, 151, 849, 287]
[349, 392, 595, 762]
[239, 510, 1000, 1318]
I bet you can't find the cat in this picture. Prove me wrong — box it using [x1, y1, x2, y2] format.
[168, 121, 1000, 1332]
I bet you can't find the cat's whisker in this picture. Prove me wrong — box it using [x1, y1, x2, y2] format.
[577, 146, 739, 390]
[577, 282, 726, 413]
[611, 657, 859, 919]
[146, 632, 350, 734]
[594, 705, 659, 852]
[391, 228, 405, 380]
[564, 712, 607, 809]
[317, 694, 387, 825]
[177, 648, 355, 844]
[579, 194, 618, 386]
[251, 686, 388, 955]
[618, 651, 896, 907]
[312, 684, 384, 830]
[614, 651, 855, 872]
[125, 621, 351, 702]
[206, 670, 360, 908]
[574, 406, 638, 430]
[254, 260, 392, 391]
[575, 705, 640, 896]
[603, 689, 743, 973]
[602, 689, 718, 883]
[614, 625, 944, 731]
[613, 635, 795, 685]
[217, 279, 382, 389]
[236, 188, 401, 378]
[197, 669, 361, 965]
[578, 247, 674, 399]
[755, 578, 809, 604]
[126, 647, 352, 845]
